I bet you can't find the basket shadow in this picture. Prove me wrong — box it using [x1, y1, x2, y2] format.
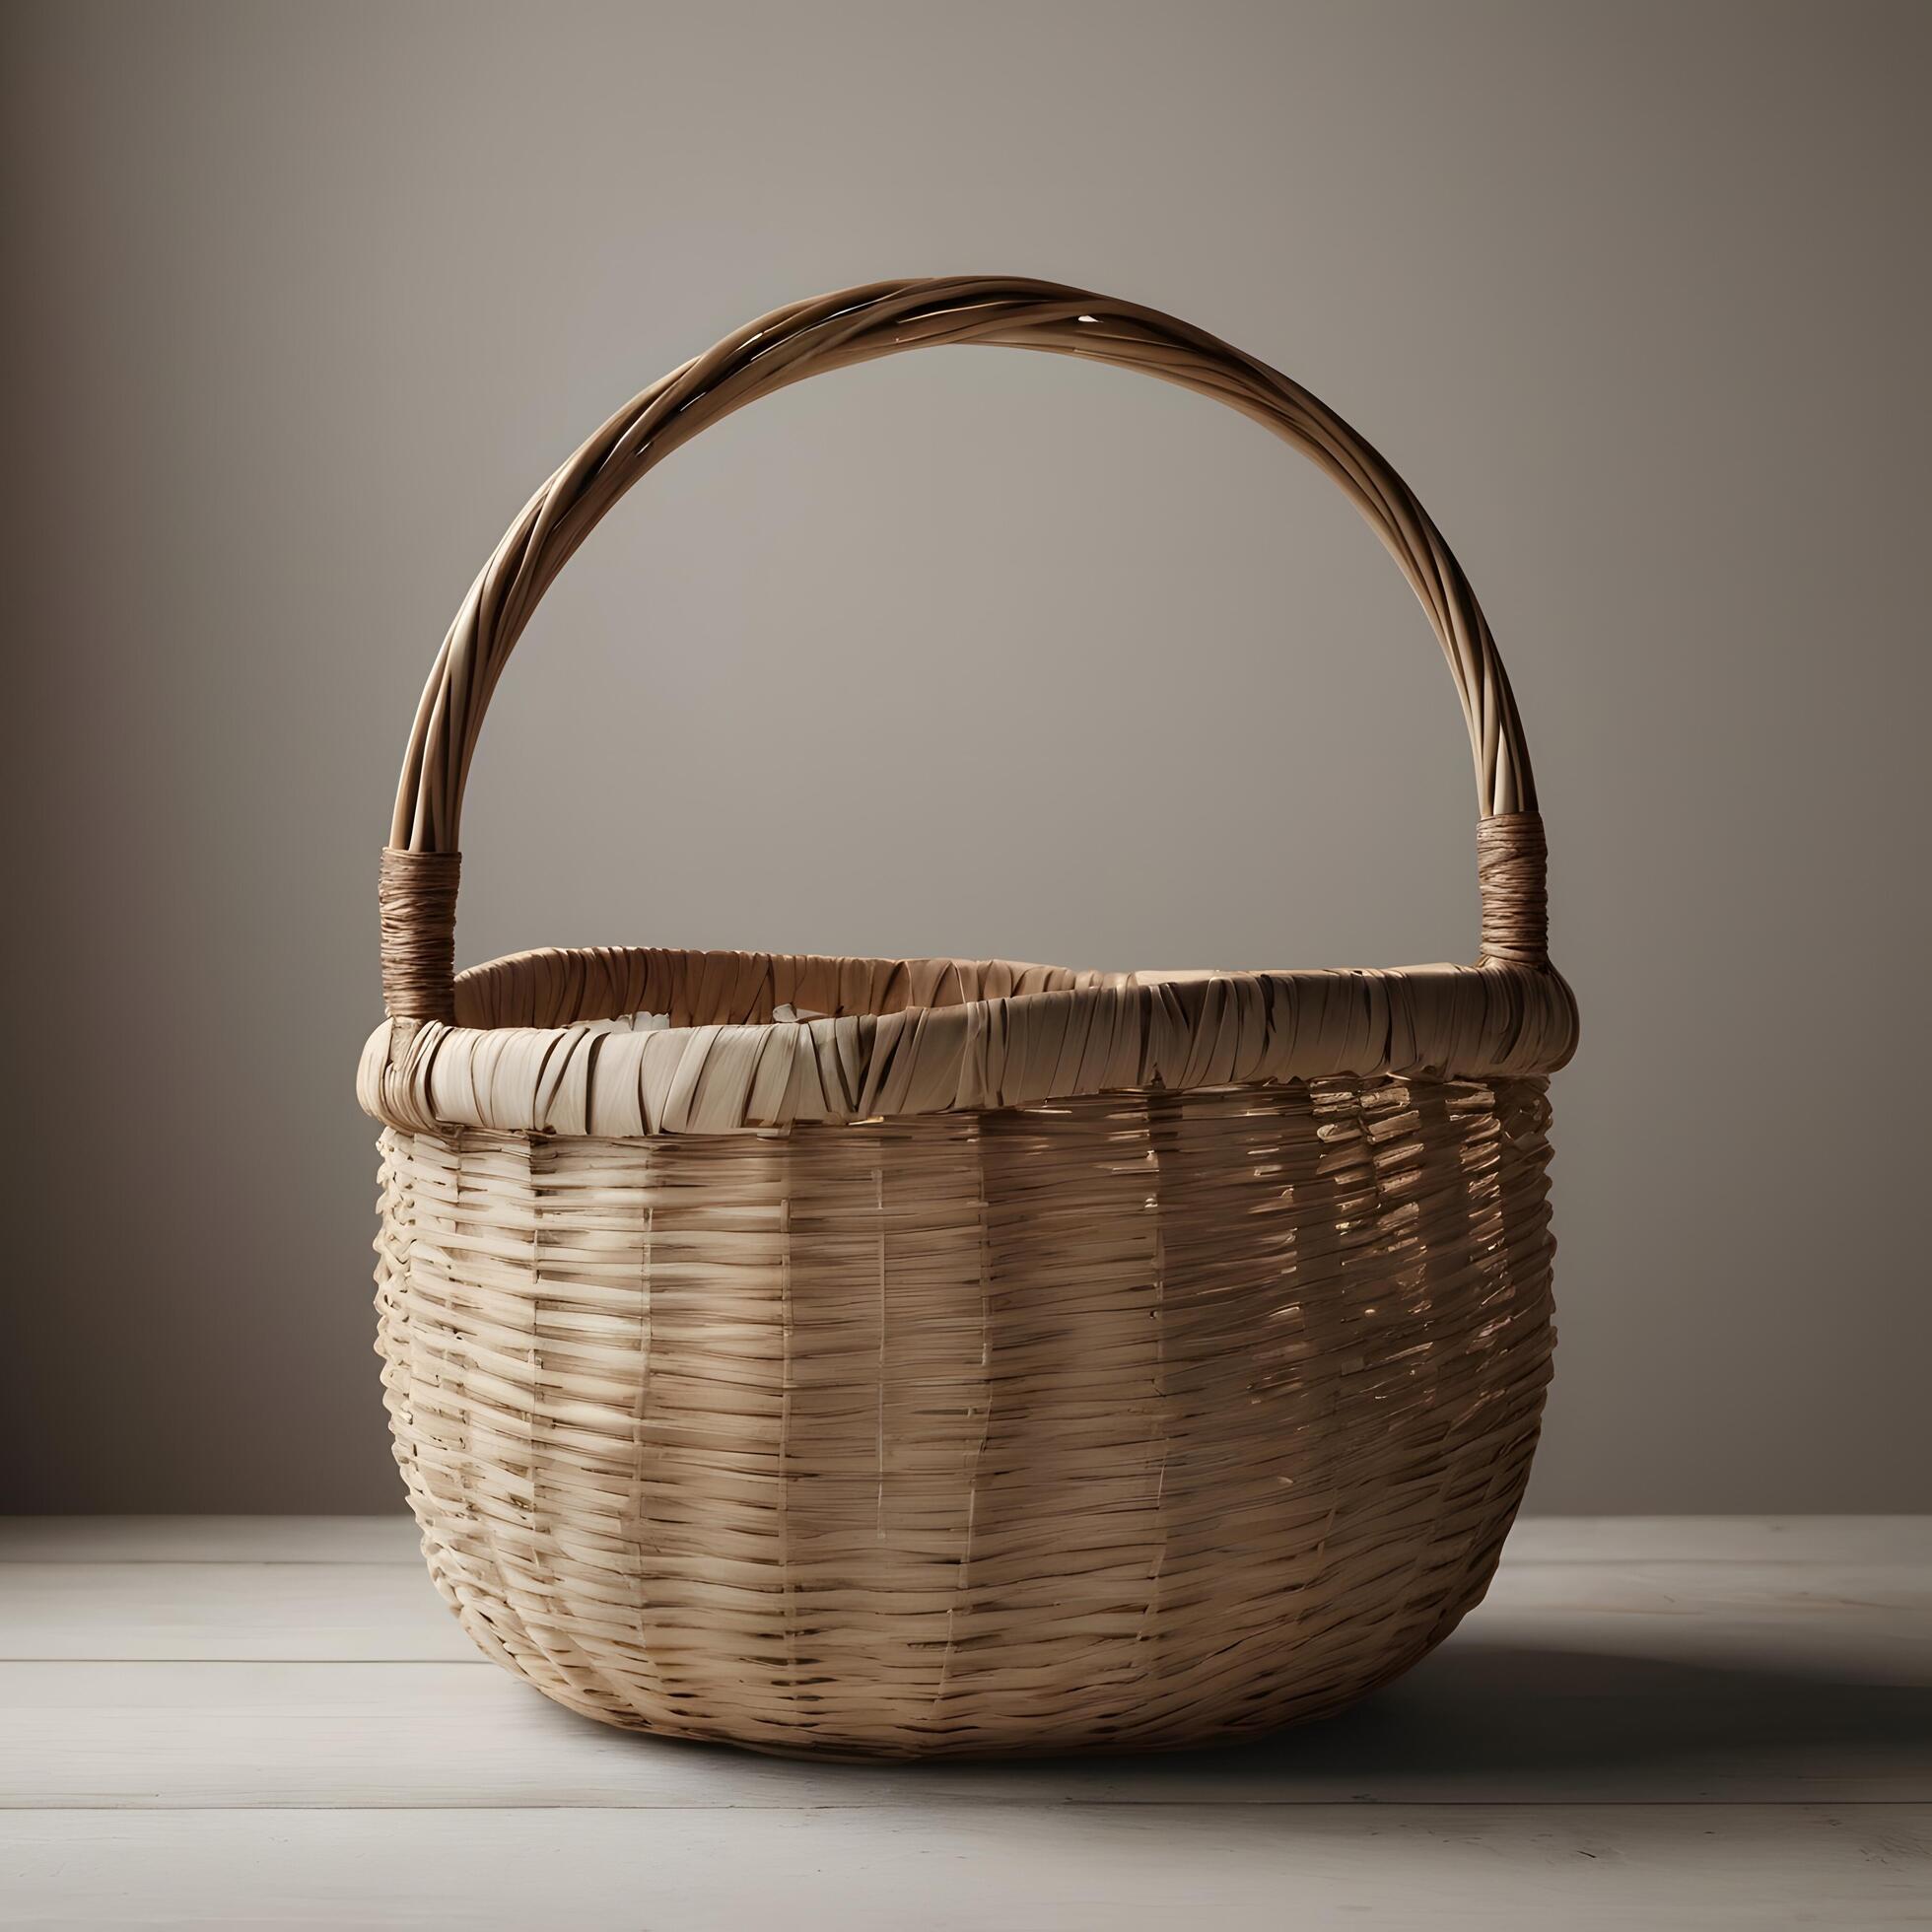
[1126, 1640, 1932, 1794]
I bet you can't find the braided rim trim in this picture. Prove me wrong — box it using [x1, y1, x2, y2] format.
[358, 951, 1576, 1138]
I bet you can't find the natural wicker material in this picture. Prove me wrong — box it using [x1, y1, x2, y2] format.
[362, 277, 1576, 1760]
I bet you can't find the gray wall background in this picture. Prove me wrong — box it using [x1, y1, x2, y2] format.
[5, 0, 1926, 1514]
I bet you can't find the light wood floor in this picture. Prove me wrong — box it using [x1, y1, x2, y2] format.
[2, 1516, 1926, 1927]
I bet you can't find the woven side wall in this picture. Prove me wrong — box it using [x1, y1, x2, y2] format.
[375, 1075, 1555, 1759]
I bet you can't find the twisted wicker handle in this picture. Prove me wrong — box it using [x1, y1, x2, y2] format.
[381, 276, 1549, 1021]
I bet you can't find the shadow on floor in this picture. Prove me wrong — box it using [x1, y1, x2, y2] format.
[1155, 1642, 1932, 1792]
[550, 1635, 1931, 1800]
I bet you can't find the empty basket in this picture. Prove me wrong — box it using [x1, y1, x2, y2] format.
[359, 276, 1578, 1760]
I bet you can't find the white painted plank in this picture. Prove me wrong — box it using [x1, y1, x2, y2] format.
[1481, 1559, 1932, 1644]
[3, 1631, 1928, 1809]
[0, 1565, 473, 1662]
[2, 1806, 1925, 1930]
[3, 1555, 1922, 1665]
[6, 1516, 1925, 1566]
[0, 1519, 420, 1564]
[1502, 1516, 1932, 1566]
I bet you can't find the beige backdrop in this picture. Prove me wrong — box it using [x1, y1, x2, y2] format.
[5, 0, 1926, 1513]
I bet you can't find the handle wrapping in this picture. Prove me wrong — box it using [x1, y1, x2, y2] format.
[378, 849, 460, 1023]
[1476, 814, 1549, 965]
[381, 277, 1550, 1022]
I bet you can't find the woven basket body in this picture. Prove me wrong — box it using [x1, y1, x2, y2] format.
[360, 280, 1575, 1760]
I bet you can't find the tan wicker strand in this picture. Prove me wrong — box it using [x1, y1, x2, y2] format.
[364, 277, 1574, 1759]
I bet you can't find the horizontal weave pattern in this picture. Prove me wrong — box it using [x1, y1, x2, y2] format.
[376, 1074, 1555, 1758]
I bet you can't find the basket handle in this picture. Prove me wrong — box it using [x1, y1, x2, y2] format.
[380, 276, 1550, 1023]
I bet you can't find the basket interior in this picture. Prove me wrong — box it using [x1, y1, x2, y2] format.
[451, 945, 1133, 1033]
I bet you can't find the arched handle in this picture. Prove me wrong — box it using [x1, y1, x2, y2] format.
[380, 276, 1549, 1022]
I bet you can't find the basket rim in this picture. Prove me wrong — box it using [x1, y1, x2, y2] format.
[358, 943, 1575, 1138]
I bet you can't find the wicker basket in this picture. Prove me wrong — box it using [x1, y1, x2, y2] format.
[359, 277, 1576, 1760]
